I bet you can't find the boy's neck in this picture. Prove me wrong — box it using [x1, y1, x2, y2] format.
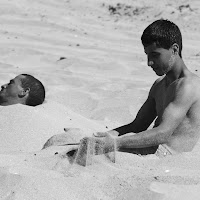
[165, 58, 187, 85]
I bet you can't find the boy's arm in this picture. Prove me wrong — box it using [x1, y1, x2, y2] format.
[115, 94, 157, 136]
[114, 80, 158, 136]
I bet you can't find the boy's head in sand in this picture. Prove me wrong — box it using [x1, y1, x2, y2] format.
[0, 74, 45, 106]
[141, 19, 182, 76]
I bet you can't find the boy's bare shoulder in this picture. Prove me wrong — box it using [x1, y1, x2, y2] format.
[187, 73, 200, 94]
[174, 73, 200, 101]
[177, 73, 200, 88]
[149, 76, 166, 95]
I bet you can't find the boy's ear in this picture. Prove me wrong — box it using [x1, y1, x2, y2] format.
[171, 43, 179, 55]
[18, 88, 30, 98]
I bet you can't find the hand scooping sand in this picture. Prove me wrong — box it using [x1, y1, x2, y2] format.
[75, 132, 117, 166]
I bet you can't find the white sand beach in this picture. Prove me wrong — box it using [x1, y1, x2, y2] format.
[0, 0, 200, 199]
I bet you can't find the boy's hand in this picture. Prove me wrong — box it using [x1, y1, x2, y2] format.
[75, 133, 117, 166]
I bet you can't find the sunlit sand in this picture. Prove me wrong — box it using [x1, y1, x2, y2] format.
[0, 0, 200, 199]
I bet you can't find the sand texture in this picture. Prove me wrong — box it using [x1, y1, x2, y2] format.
[0, 0, 200, 199]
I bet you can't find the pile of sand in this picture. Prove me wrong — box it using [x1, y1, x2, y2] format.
[0, 101, 109, 153]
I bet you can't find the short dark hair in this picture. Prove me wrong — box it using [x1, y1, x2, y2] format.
[141, 19, 182, 58]
[20, 74, 45, 106]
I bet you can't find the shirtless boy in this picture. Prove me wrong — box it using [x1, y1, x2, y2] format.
[79, 19, 200, 157]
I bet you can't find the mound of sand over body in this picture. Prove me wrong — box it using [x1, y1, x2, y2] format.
[0, 101, 107, 153]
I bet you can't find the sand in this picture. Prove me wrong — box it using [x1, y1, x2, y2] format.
[0, 0, 200, 199]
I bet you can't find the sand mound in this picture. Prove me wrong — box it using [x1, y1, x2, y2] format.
[0, 102, 107, 153]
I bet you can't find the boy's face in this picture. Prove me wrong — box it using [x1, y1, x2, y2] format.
[144, 43, 173, 76]
[0, 75, 25, 105]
